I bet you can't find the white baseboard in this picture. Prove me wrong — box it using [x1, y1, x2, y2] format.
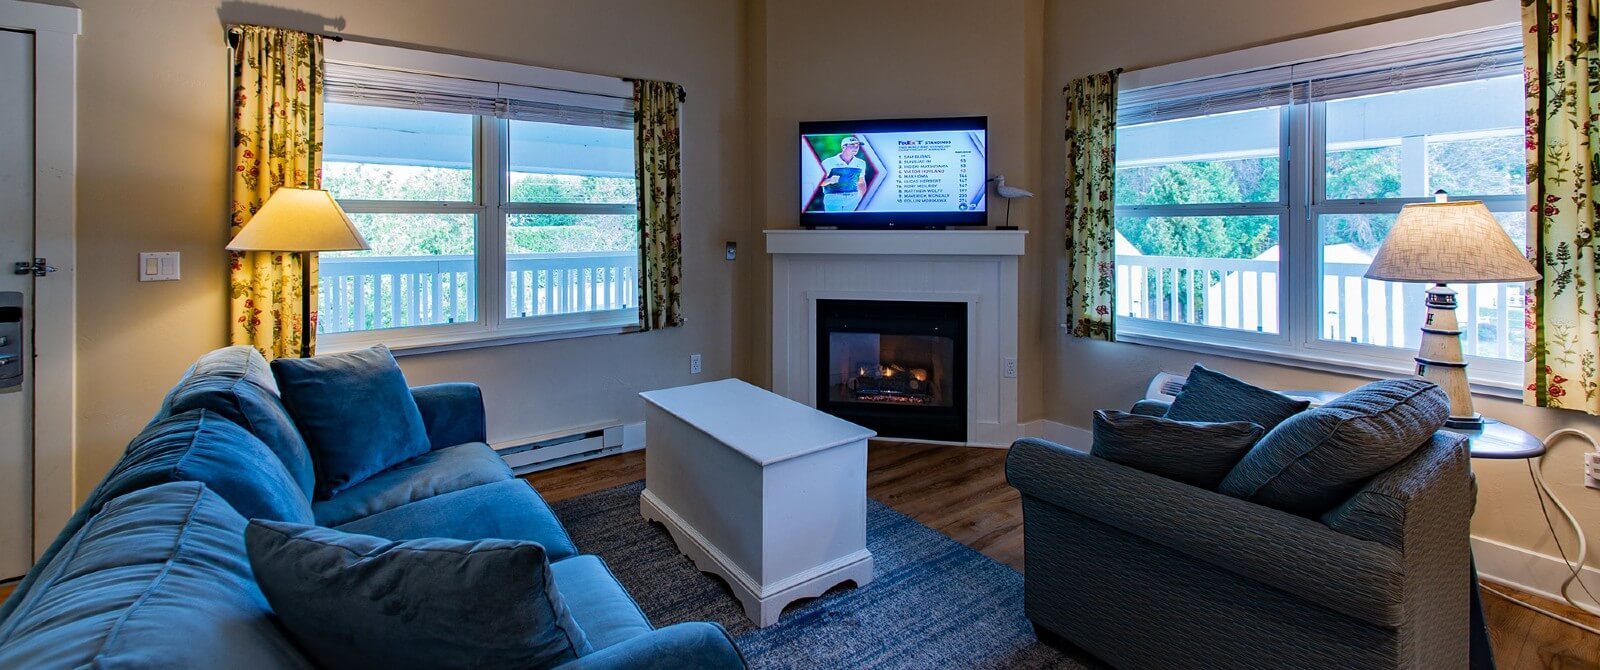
[1472, 535, 1600, 610]
[1021, 419, 1090, 452]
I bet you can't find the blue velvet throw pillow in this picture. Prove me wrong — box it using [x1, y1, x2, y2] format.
[1165, 365, 1310, 432]
[246, 520, 591, 670]
[1091, 410, 1264, 489]
[270, 345, 431, 500]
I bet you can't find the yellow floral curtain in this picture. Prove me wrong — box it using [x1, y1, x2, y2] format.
[1063, 70, 1120, 340]
[228, 25, 324, 359]
[634, 79, 685, 331]
[1523, 1, 1600, 413]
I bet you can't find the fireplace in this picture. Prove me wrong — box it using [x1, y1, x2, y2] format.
[816, 299, 967, 442]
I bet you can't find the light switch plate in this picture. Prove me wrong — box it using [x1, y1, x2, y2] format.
[139, 252, 180, 281]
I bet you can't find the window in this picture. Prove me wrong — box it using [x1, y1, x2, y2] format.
[1112, 25, 1527, 387]
[322, 105, 479, 333]
[317, 53, 639, 351]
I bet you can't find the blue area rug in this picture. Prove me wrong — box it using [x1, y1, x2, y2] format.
[552, 481, 1094, 669]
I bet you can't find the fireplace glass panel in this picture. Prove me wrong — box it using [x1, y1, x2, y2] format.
[815, 299, 967, 442]
[827, 332, 956, 408]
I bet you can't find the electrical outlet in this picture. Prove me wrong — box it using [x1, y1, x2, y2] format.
[690, 353, 702, 375]
[1586, 452, 1600, 490]
[1002, 357, 1018, 379]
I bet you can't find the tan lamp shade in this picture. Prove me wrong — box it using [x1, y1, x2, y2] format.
[226, 188, 369, 253]
[1363, 200, 1538, 284]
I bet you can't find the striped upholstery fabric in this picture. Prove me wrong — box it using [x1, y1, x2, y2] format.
[1165, 365, 1310, 431]
[1090, 410, 1263, 489]
[1006, 427, 1473, 669]
[1218, 379, 1448, 516]
[1129, 398, 1173, 417]
[1321, 432, 1471, 547]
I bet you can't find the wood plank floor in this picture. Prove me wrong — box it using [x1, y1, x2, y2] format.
[527, 442, 1600, 669]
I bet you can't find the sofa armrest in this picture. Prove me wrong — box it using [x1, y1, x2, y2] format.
[553, 622, 746, 670]
[1006, 437, 1404, 626]
[1129, 398, 1171, 417]
[410, 383, 487, 450]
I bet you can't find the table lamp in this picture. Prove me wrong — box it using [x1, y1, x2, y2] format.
[226, 187, 369, 357]
[1364, 192, 1539, 429]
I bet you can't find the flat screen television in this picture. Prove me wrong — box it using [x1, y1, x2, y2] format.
[799, 116, 987, 228]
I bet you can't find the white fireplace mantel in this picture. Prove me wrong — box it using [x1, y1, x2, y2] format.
[764, 229, 1026, 257]
[765, 229, 1027, 447]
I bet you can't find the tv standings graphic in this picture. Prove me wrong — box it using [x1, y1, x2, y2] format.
[800, 130, 986, 214]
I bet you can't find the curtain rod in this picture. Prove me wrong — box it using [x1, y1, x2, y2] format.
[225, 24, 343, 47]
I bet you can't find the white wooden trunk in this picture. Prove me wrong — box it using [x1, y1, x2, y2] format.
[640, 379, 875, 627]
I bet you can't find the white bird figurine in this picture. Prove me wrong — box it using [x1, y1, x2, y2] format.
[989, 175, 1034, 228]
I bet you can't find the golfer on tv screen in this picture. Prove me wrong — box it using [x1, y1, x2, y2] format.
[819, 135, 869, 211]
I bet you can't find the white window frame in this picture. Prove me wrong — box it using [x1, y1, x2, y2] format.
[317, 42, 640, 356]
[1110, 0, 1527, 395]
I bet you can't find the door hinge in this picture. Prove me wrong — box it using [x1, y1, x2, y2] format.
[13, 258, 56, 277]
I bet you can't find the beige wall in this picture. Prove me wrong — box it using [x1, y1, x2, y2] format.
[63, 0, 1598, 573]
[737, 0, 1048, 420]
[1040, 0, 1600, 566]
[72, 0, 747, 496]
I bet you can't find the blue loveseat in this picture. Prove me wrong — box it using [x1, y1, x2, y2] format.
[0, 346, 743, 669]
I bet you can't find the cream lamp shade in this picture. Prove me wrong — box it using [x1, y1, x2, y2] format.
[1362, 195, 1539, 431]
[1363, 199, 1538, 284]
[226, 188, 369, 253]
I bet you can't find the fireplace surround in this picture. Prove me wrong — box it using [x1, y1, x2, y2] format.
[767, 229, 1025, 445]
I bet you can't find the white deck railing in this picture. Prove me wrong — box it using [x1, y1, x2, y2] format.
[318, 250, 637, 333]
[1115, 254, 1524, 359]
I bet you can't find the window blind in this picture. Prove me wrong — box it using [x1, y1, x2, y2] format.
[1304, 47, 1522, 102]
[325, 62, 634, 127]
[1117, 24, 1521, 126]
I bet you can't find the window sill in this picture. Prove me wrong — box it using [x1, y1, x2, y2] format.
[319, 319, 641, 358]
[1110, 328, 1525, 401]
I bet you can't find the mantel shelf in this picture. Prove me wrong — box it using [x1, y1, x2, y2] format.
[764, 229, 1027, 257]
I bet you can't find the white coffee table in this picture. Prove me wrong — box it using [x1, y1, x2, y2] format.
[639, 379, 876, 627]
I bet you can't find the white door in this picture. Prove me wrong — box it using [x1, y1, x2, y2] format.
[0, 27, 36, 581]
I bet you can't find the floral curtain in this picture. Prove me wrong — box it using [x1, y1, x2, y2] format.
[1063, 70, 1120, 340]
[1523, 1, 1600, 413]
[228, 25, 324, 359]
[634, 79, 685, 331]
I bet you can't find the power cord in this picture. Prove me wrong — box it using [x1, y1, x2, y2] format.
[1502, 428, 1600, 625]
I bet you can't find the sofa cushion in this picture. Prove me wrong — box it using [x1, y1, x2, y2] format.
[0, 482, 312, 669]
[1090, 410, 1263, 489]
[1218, 378, 1449, 516]
[97, 409, 313, 525]
[333, 478, 580, 562]
[312, 442, 512, 527]
[271, 345, 432, 500]
[158, 345, 316, 499]
[247, 520, 591, 670]
[550, 555, 654, 652]
[1166, 365, 1310, 432]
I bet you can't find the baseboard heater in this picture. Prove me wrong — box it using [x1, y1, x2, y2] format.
[494, 423, 638, 475]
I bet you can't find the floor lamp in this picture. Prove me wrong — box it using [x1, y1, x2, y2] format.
[1363, 192, 1539, 428]
[226, 188, 369, 358]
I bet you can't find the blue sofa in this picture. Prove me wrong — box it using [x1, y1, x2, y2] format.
[0, 346, 743, 669]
